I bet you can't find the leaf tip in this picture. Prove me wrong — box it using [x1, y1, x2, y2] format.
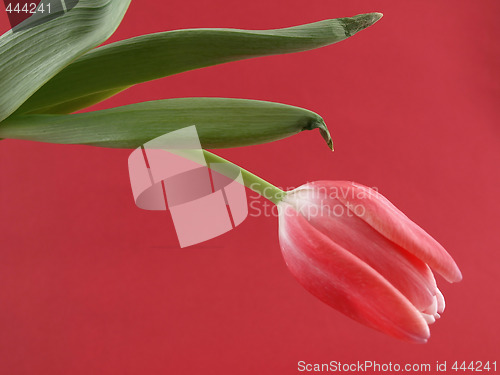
[343, 12, 384, 37]
[318, 120, 334, 151]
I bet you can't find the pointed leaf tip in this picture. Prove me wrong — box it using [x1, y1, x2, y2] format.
[318, 121, 334, 151]
[342, 12, 383, 37]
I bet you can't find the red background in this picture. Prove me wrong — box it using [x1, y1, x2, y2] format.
[1, 1, 499, 374]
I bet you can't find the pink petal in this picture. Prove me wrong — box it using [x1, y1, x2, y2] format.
[436, 288, 446, 314]
[285, 187, 439, 313]
[423, 295, 438, 316]
[310, 181, 462, 283]
[278, 203, 430, 343]
[422, 313, 436, 325]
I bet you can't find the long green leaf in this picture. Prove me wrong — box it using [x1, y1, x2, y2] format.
[0, 98, 333, 149]
[0, 0, 131, 122]
[15, 13, 383, 115]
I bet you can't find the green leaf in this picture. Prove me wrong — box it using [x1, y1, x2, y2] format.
[0, 98, 333, 149]
[34, 87, 131, 114]
[0, 0, 131, 122]
[16, 13, 383, 115]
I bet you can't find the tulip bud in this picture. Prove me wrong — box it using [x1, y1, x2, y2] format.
[278, 181, 461, 343]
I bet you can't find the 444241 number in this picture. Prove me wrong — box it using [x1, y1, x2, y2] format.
[5, 2, 51, 14]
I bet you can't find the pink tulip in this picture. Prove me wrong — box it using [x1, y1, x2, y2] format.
[278, 181, 462, 343]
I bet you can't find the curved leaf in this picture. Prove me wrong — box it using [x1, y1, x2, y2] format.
[0, 0, 131, 122]
[0, 98, 333, 149]
[16, 13, 383, 114]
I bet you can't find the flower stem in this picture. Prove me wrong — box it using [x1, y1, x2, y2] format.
[202, 150, 285, 205]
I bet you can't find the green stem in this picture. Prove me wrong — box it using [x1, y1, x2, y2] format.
[203, 150, 285, 205]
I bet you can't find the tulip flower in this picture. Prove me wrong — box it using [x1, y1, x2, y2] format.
[202, 152, 462, 343]
[277, 181, 462, 343]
